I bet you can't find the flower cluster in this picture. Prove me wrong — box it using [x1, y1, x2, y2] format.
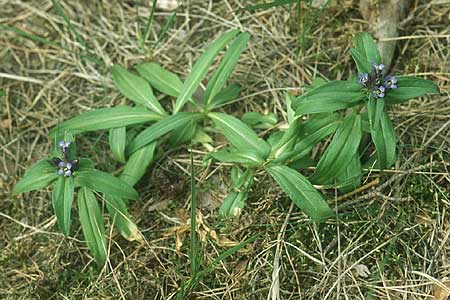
[357, 63, 397, 99]
[52, 141, 78, 177]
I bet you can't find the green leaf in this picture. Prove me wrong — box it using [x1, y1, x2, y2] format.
[111, 65, 166, 115]
[49, 106, 163, 136]
[384, 76, 439, 105]
[289, 113, 341, 162]
[336, 154, 361, 193]
[77, 158, 95, 171]
[350, 48, 372, 74]
[210, 147, 264, 167]
[242, 112, 277, 129]
[204, 32, 250, 108]
[209, 112, 271, 159]
[371, 111, 397, 169]
[127, 112, 202, 154]
[74, 170, 139, 200]
[270, 118, 301, 163]
[367, 97, 385, 130]
[353, 32, 381, 66]
[311, 112, 362, 184]
[267, 165, 333, 221]
[173, 29, 240, 113]
[136, 62, 184, 97]
[78, 187, 107, 265]
[109, 127, 126, 163]
[52, 176, 74, 236]
[13, 160, 59, 195]
[209, 84, 241, 108]
[293, 81, 365, 116]
[121, 142, 157, 187]
[285, 93, 295, 124]
[168, 119, 197, 147]
[105, 194, 141, 241]
[219, 169, 253, 218]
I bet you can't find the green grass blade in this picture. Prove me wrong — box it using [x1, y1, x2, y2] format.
[143, 0, 158, 44]
[154, 11, 177, 49]
[243, 0, 298, 12]
[51, 0, 87, 49]
[189, 150, 198, 278]
[0, 24, 101, 65]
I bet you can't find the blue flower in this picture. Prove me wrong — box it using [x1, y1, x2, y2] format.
[372, 63, 385, 72]
[56, 160, 77, 177]
[357, 73, 369, 86]
[58, 141, 71, 153]
[384, 75, 398, 89]
[372, 85, 386, 98]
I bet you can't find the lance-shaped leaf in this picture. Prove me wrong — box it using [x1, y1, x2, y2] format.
[105, 194, 141, 241]
[219, 168, 254, 218]
[121, 142, 156, 187]
[293, 81, 365, 116]
[52, 176, 74, 236]
[384, 76, 439, 105]
[109, 127, 126, 163]
[288, 113, 342, 162]
[270, 118, 301, 163]
[49, 106, 163, 136]
[336, 153, 361, 193]
[209, 112, 271, 159]
[74, 170, 139, 200]
[371, 111, 397, 170]
[209, 84, 241, 109]
[136, 62, 184, 97]
[353, 32, 381, 66]
[242, 112, 277, 130]
[367, 97, 385, 130]
[168, 119, 197, 147]
[210, 147, 264, 167]
[350, 48, 372, 74]
[204, 32, 250, 108]
[78, 187, 107, 265]
[311, 113, 362, 184]
[112, 65, 166, 115]
[173, 29, 240, 113]
[127, 112, 202, 154]
[267, 165, 333, 221]
[13, 160, 59, 195]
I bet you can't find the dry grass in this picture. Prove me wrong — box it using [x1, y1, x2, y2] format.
[1, 0, 450, 299]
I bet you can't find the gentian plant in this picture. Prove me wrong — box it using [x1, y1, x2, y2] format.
[13, 133, 139, 265]
[15, 31, 439, 264]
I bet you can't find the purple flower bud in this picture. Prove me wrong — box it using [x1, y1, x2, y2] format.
[372, 85, 386, 98]
[58, 140, 71, 153]
[372, 63, 384, 72]
[58, 169, 64, 176]
[357, 73, 369, 86]
[58, 161, 65, 168]
[64, 170, 72, 177]
[66, 162, 72, 170]
[384, 75, 398, 89]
